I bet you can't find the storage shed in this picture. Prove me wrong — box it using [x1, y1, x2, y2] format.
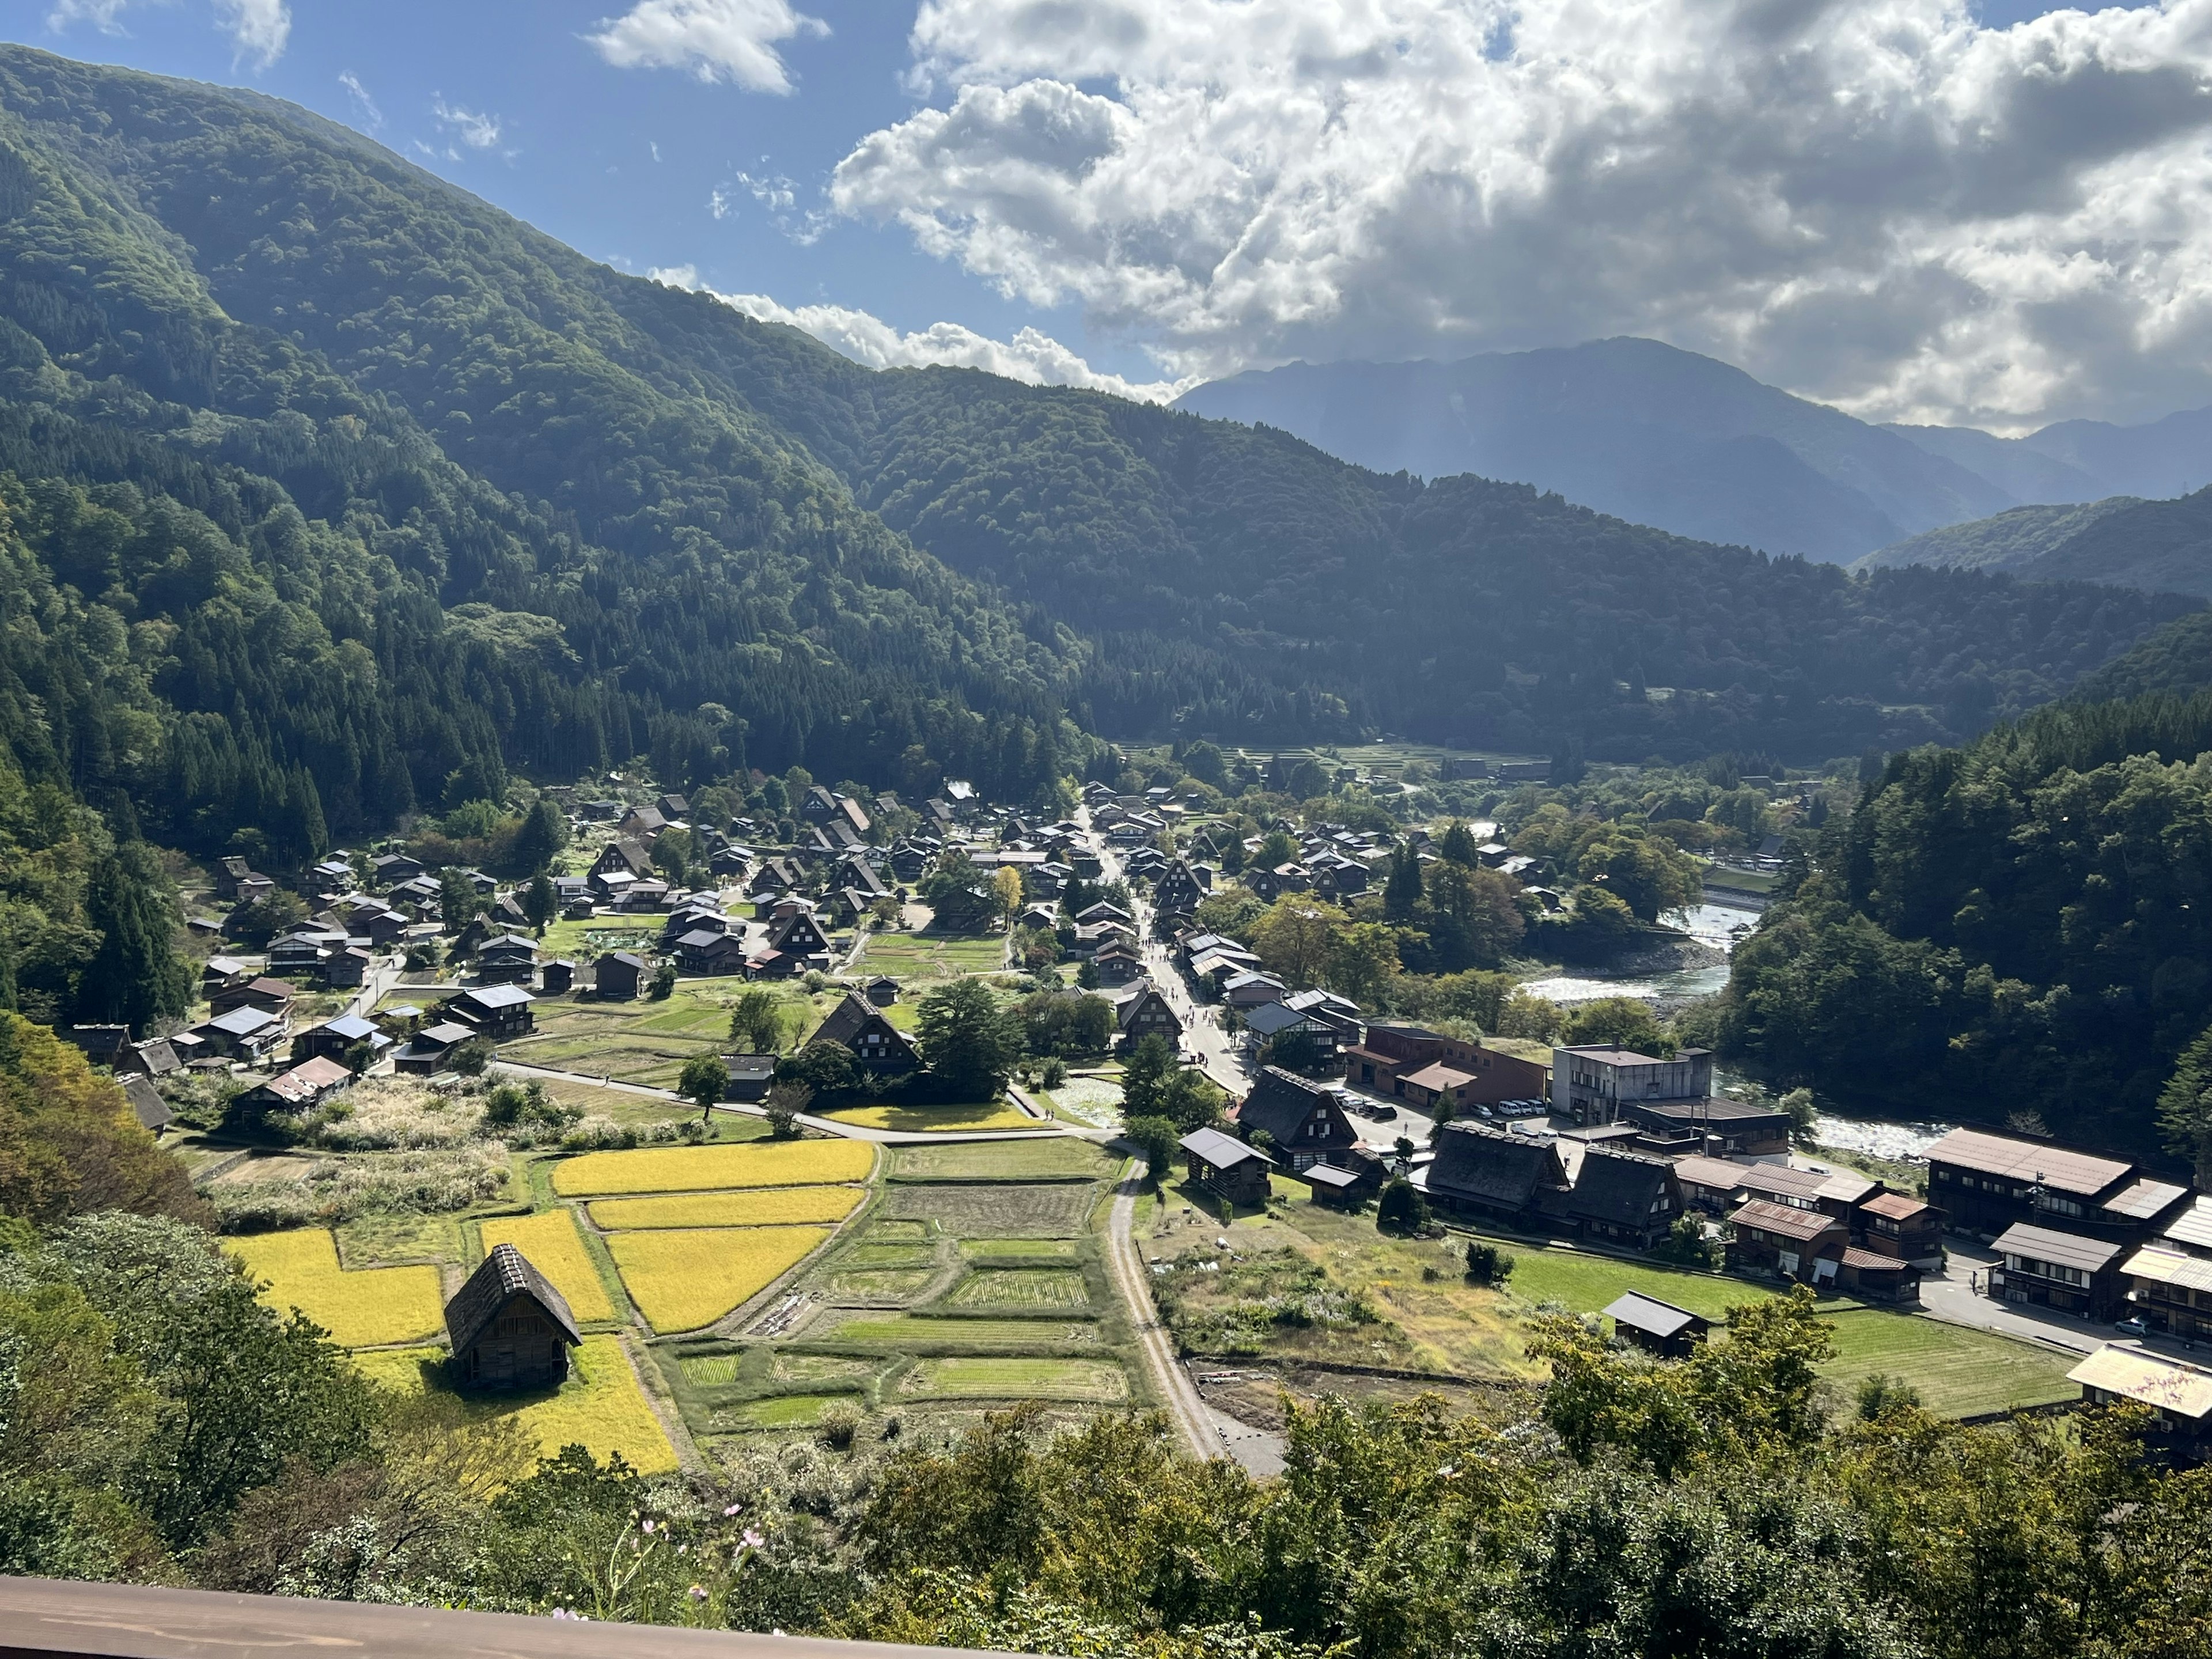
[444, 1244, 581, 1392]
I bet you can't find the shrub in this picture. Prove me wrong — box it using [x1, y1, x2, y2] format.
[1376, 1177, 1431, 1235]
[1464, 1239, 1513, 1286]
[820, 1402, 861, 1450]
[449, 1039, 494, 1077]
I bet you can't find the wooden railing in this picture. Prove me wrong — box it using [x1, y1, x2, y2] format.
[0, 1577, 1025, 1659]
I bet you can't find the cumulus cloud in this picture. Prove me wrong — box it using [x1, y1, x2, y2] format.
[585, 0, 829, 96]
[828, 0, 2212, 427]
[646, 268, 1192, 401]
[47, 0, 289, 69]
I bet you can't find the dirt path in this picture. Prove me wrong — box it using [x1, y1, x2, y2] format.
[1102, 1158, 1217, 1460]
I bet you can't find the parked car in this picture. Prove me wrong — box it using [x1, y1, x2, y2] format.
[2115, 1317, 2152, 1338]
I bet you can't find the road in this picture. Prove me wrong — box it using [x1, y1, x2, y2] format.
[1101, 1155, 1220, 1461]
[1093, 834, 1248, 1097]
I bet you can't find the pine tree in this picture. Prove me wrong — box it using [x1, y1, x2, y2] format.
[1383, 844, 1425, 922]
[77, 844, 192, 1035]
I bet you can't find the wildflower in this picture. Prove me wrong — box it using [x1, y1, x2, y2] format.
[689, 1585, 708, 1601]
[641, 1518, 656, 1535]
[722, 1502, 743, 1517]
[743, 1527, 764, 1550]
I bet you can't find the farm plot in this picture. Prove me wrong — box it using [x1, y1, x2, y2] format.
[1819, 1309, 2077, 1418]
[946, 1269, 1090, 1310]
[351, 1334, 676, 1473]
[963, 1237, 1082, 1262]
[228, 1229, 444, 1348]
[607, 1226, 832, 1332]
[821, 1313, 1103, 1349]
[554, 1139, 874, 1196]
[901, 1358, 1128, 1402]
[893, 1139, 1112, 1180]
[823, 1102, 1038, 1132]
[587, 1187, 863, 1230]
[479, 1210, 618, 1323]
[858, 932, 1005, 980]
[728, 1393, 861, 1429]
[882, 1181, 1095, 1237]
[1046, 1074, 1123, 1128]
[820, 1267, 938, 1300]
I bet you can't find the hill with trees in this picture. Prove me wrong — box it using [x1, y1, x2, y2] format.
[1858, 487, 2212, 597]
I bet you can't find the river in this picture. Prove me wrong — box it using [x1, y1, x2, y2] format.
[1518, 902, 1759, 1007]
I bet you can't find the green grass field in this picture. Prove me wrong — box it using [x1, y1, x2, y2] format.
[1817, 1309, 2078, 1417]
[900, 1358, 1128, 1402]
[858, 930, 1006, 980]
[882, 1181, 1096, 1237]
[821, 1312, 1102, 1347]
[728, 1392, 861, 1428]
[893, 1139, 1113, 1180]
[1505, 1246, 1782, 1323]
[963, 1237, 1084, 1261]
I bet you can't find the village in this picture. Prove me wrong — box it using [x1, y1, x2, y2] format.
[52, 749, 2211, 1478]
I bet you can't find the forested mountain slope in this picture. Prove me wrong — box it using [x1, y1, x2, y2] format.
[1858, 488, 2212, 597]
[0, 37, 2196, 842]
[1710, 689, 2212, 1159]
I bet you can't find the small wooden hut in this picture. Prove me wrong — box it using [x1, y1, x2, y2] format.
[444, 1243, 581, 1392]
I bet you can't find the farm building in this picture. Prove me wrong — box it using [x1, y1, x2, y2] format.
[444, 1243, 581, 1392]
[1180, 1126, 1273, 1208]
[1603, 1291, 1709, 1358]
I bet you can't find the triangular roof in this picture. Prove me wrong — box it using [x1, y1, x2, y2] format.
[444, 1243, 582, 1354]
[1427, 1121, 1569, 1207]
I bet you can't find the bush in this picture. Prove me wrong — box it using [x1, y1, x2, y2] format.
[1464, 1238, 1513, 1286]
[448, 1039, 494, 1077]
[819, 1402, 861, 1451]
[1376, 1177, 1431, 1235]
[1650, 1211, 1722, 1270]
[648, 961, 678, 999]
[1040, 1056, 1067, 1089]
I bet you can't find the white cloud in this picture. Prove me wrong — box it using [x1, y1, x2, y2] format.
[585, 0, 830, 96]
[338, 70, 382, 131]
[211, 0, 286, 69]
[432, 98, 503, 150]
[47, 0, 289, 69]
[646, 268, 1194, 402]
[828, 0, 2212, 428]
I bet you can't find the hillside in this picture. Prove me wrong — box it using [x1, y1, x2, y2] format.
[1859, 488, 2212, 596]
[1173, 339, 2013, 561]
[0, 33, 2194, 877]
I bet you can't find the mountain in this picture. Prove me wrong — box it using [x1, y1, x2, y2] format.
[1172, 339, 2018, 561]
[1858, 488, 2212, 596]
[0, 33, 2195, 896]
[1877, 423, 2110, 505]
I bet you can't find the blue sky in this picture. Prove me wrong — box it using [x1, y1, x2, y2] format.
[20, 0, 2212, 428]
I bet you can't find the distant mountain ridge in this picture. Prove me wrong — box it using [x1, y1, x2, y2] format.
[1858, 488, 2212, 597]
[1176, 341, 2212, 563]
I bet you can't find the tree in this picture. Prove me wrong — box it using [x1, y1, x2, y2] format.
[728, 987, 786, 1055]
[1376, 1177, 1430, 1233]
[651, 828, 694, 887]
[1154, 1069, 1225, 1133]
[522, 873, 557, 933]
[992, 866, 1025, 930]
[1119, 1034, 1175, 1120]
[1251, 898, 1348, 989]
[448, 1038, 494, 1076]
[783, 1040, 859, 1096]
[78, 844, 191, 1036]
[2162, 1022, 2212, 1182]
[648, 960, 677, 999]
[1326, 922, 1400, 1008]
[1464, 1238, 1512, 1285]
[677, 1055, 728, 1122]
[0, 1013, 210, 1226]
[1382, 844, 1424, 922]
[439, 868, 482, 930]
[1124, 1115, 1177, 1180]
[508, 798, 568, 876]
[916, 978, 1021, 1099]
[1438, 821, 1481, 866]
[1562, 997, 1673, 1056]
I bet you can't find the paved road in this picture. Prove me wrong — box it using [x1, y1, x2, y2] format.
[1914, 1238, 2212, 1363]
[1092, 832, 1248, 1096]
[1101, 1156, 1219, 1461]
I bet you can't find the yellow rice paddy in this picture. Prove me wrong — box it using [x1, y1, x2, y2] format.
[587, 1186, 863, 1230]
[605, 1225, 831, 1332]
[822, 1103, 1037, 1132]
[478, 1209, 618, 1323]
[227, 1228, 445, 1349]
[552, 1138, 874, 1196]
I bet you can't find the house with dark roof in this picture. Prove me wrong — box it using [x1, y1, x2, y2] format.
[864, 975, 900, 1006]
[764, 908, 832, 961]
[812, 993, 919, 1072]
[211, 977, 298, 1019]
[593, 950, 646, 1001]
[1180, 1127, 1273, 1208]
[1857, 1191, 1946, 1266]
[718, 1054, 778, 1104]
[121, 1074, 172, 1136]
[293, 1014, 389, 1067]
[1234, 1066, 1360, 1173]
[676, 930, 751, 976]
[444, 1244, 581, 1392]
[1989, 1222, 2128, 1320]
[394, 1020, 476, 1074]
[1604, 1291, 1709, 1359]
[1565, 1146, 1682, 1251]
[1423, 1121, 1571, 1225]
[1109, 983, 1184, 1054]
[442, 984, 536, 1040]
[477, 934, 540, 986]
[192, 1005, 286, 1062]
[1727, 1199, 1850, 1285]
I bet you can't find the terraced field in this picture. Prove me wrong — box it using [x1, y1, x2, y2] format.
[227, 1229, 445, 1349]
[946, 1268, 1091, 1309]
[901, 1358, 1129, 1402]
[881, 1180, 1097, 1236]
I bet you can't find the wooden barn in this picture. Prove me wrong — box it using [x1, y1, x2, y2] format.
[444, 1243, 581, 1392]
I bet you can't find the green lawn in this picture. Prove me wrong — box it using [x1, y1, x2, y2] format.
[1818, 1309, 2078, 1418]
[1505, 1245, 1783, 1323]
[900, 1357, 1128, 1402]
[820, 1312, 1103, 1348]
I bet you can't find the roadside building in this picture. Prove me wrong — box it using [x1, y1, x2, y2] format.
[1180, 1127, 1274, 1209]
[1554, 1045, 1712, 1127]
[1988, 1222, 2128, 1320]
[1234, 1067, 1361, 1173]
[811, 993, 919, 1073]
[1857, 1192, 1946, 1266]
[1923, 1127, 2188, 1239]
[1422, 1121, 1572, 1227]
[1727, 1199, 1850, 1286]
[2069, 1344, 2212, 1463]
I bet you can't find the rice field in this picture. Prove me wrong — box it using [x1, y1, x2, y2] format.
[728, 1392, 859, 1429]
[821, 1312, 1102, 1348]
[882, 1181, 1096, 1237]
[900, 1358, 1128, 1402]
[946, 1268, 1090, 1309]
[228, 1229, 445, 1348]
[607, 1225, 832, 1332]
[351, 1335, 677, 1473]
[553, 1138, 875, 1196]
[893, 1139, 1112, 1179]
[822, 1102, 1039, 1132]
[586, 1187, 864, 1230]
[478, 1210, 618, 1323]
